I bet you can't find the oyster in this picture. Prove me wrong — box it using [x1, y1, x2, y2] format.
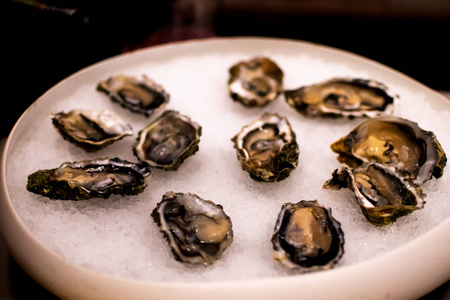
[271, 200, 345, 271]
[152, 191, 233, 265]
[134, 110, 201, 171]
[51, 109, 133, 152]
[228, 57, 284, 107]
[284, 78, 395, 118]
[323, 164, 425, 226]
[330, 116, 447, 184]
[232, 112, 299, 182]
[27, 158, 151, 200]
[97, 74, 169, 117]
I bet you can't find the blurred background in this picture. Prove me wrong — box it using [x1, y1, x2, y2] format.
[0, 0, 449, 298]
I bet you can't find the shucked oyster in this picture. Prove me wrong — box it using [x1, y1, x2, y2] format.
[284, 78, 395, 118]
[330, 116, 447, 184]
[134, 110, 201, 171]
[271, 200, 345, 271]
[51, 109, 133, 152]
[97, 74, 169, 117]
[323, 164, 425, 226]
[152, 191, 233, 265]
[27, 158, 151, 200]
[232, 112, 299, 182]
[228, 57, 284, 107]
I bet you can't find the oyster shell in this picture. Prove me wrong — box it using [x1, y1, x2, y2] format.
[97, 74, 169, 117]
[323, 164, 425, 226]
[228, 57, 284, 107]
[284, 78, 395, 118]
[51, 109, 133, 152]
[151, 191, 233, 265]
[330, 116, 447, 184]
[134, 110, 201, 171]
[26, 158, 151, 200]
[271, 200, 345, 271]
[232, 112, 299, 182]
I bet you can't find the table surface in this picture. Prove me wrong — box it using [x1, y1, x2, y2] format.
[1, 92, 450, 300]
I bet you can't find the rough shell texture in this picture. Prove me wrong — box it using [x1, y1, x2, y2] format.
[323, 164, 425, 226]
[97, 74, 169, 117]
[26, 158, 151, 200]
[330, 116, 447, 184]
[232, 112, 299, 182]
[133, 110, 202, 171]
[271, 200, 345, 271]
[51, 109, 133, 152]
[152, 191, 233, 265]
[284, 78, 396, 118]
[228, 57, 284, 107]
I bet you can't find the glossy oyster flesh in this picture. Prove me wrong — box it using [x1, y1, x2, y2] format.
[152, 191, 233, 265]
[232, 112, 299, 182]
[97, 74, 169, 117]
[271, 200, 345, 271]
[51, 109, 133, 152]
[134, 110, 201, 171]
[323, 164, 425, 226]
[228, 57, 284, 107]
[27, 158, 151, 200]
[330, 116, 447, 184]
[284, 78, 395, 118]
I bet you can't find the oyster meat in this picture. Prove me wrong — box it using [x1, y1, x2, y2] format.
[152, 191, 233, 265]
[27, 158, 151, 200]
[330, 116, 447, 184]
[228, 57, 284, 107]
[97, 74, 169, 117]
[284, 78, 396, 118]
[134, 110, 201, 171]
[324, 164, 425, 226]
[51, 109, 133, 152]
[271, 200, 345, 271]
[232, 112, 299, 182]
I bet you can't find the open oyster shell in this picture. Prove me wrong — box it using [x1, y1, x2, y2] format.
[284, 78, 396, 118]
[97, 74, 169, 117]
[228, 57, 284, 107]
[51, 109, 133, 152]
[152, 191, 233, 265]
[26, 158, 152, 200]
[134, 110, 201, 171]
[271, 200, 345, 271]
[323, 164, 425, 226]
[232, 112, 299, 182]
[330, 116, 447, 184]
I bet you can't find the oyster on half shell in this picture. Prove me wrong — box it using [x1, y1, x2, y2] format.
[330, 116, 447, 184]
[152, 191, 233, 265]
[284, 78, 396, 118]
[97, 74, 169, 117]
[271, 200, 345, 271]
[51, 109, 133, 152]
[232, 112, 299, 182]
[134, 110, 201, 171]
[228, 57, 284, 107]
[26, 158, 151, 200]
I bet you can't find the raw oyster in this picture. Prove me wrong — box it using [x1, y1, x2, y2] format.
[232, 112, 299, 182]
[271, 200, 345, 271]
[152, 191, 233, 265]
[97, 74, 169, 117]
[323, 164, 425, 226]
[27, 158, 151, 200]
[134, 110, 201, 171]
[51, 109, 133, 152]
[284, 78, 395, 118]
[330, 116, 447, 184]
[228, 57, 283, 107]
